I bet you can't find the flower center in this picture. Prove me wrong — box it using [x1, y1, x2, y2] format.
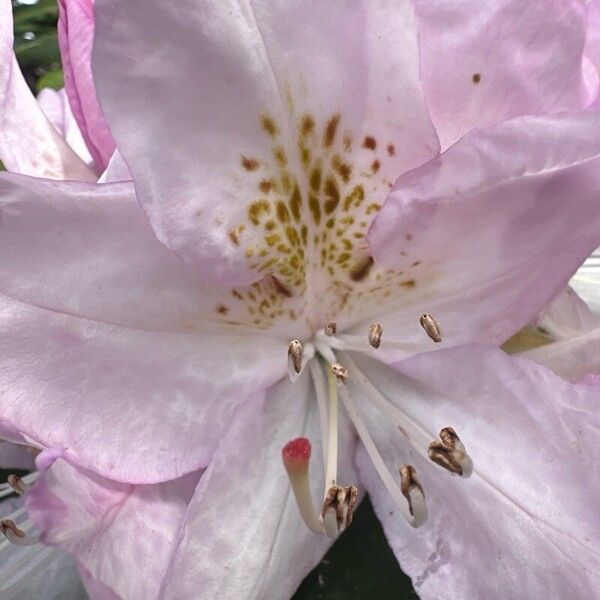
[282, 316, 472, 538]
[210, 110, 430, 332]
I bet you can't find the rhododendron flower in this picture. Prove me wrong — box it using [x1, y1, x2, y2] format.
[2, 1, 600, 599]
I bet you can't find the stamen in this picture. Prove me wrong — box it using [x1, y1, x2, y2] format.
[340, 353, 431, 461]
[324, 362, 340, 490]
[324, 322, 337, 336]
[309, 360, 330, 469]
[420, 313, 442, 343]
[0, 520, 39, 547]
[368, 324, 383, 349]
[399, 465, 427, 524]
[338, 386, 427, 527]
[281, 438, 325, 534]
[330, 363, 349, 385]
[428, 427, 472, 477]
[0, 473, 38, 499]
[288, 339, 303, 382]
[7, 475, 30, 496]
[321, 484, 358, 538]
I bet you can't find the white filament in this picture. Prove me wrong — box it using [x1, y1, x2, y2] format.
[340, 353, 432, 459]
[338, 386, 427, 527]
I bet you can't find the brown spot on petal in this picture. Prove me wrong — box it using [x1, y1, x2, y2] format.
[350, 256, 374, 282]
[324, 114, 341, 148]
[259, 179, 273, 193]
[272, 276, 292, 297]
[242, 156, 259, 171]
[300, 114, 315, 136]
[362, 136, 377, 150]
[216, 304, 229, 315]
[386, 143, 396, 156]
[260, 115, 278, 137]
[472, 73, 481, 84]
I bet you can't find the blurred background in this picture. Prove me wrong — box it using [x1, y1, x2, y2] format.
[10, 0, 419, 597]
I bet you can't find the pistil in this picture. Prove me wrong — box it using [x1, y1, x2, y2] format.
[281, 438, 325, 534]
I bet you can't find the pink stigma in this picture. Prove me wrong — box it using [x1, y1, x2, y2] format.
[282, 437, 312, 472]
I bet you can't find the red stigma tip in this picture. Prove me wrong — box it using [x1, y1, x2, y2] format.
[282, 437, 312, 468]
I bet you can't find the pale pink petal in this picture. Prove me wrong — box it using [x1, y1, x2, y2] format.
[354, 346, 600, 599]
[366, 109, 600, 355]
[571, 247, 600, 314]
[0, 173, 246, 333]
[93, 0, 439, 285]
[416, 0, 597, 149]
[37, 87, 94, 166]
[161, 374, 358, 600]
[0, 3, 95, 181]
[98, 148, 131, 183]
[585, 0, 600, 74]
[77, 564, 120, 600]
[536, 286, 600, 339]
[58, 0, 116, 172]
[0, 174, 288, 481]
[521, 327, 600, 382]
[26, 451, 200, 600]
[0, 297, 286, 482]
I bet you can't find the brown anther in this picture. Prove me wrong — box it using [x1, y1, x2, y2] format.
[399, 465, 424, 516]
[322, 485, 359, 529]
[331, 363, 348, 384]
[7, 474, 27, 495]
[368, 323, 383, 349]
[288, 339, 303, 374]
[1, 519, 25, 538]
[324, 322, 337, 336]
[419, 313, 442, 343]
[428, 427, 468, 475]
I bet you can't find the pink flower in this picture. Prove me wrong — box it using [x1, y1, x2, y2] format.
[0, 0, 95, 181]
[57, 0, 116, 173]
[2, 1, 600, 599]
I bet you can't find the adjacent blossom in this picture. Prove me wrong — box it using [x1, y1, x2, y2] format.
[515, 250, 600, 381]
[0, 2, 94, 180]
[1, 1, 600, 599]
[57, 0, 116, 172]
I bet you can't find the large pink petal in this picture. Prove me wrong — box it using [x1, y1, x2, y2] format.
[37, 87, 94, 166]
[0, 173, 287, 482]
[92, 0, 439, 286]
[354, 347, 600, 599]
[161, 374, 358, 600]
[416, 0, 597, 149]
[0, 173, 243, 333]
[586, 0, 600, 74]
[365, 108, 600, 353]
[0, 2, 94, 181]
[26, 451, 200, 600]
[58, 0, 116, 172]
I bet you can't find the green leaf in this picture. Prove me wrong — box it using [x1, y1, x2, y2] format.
[293, 497, 418, 599]
[14, 31, 60, 69]
[13, 0, 58, 29]
[36, 68, 64, 91]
